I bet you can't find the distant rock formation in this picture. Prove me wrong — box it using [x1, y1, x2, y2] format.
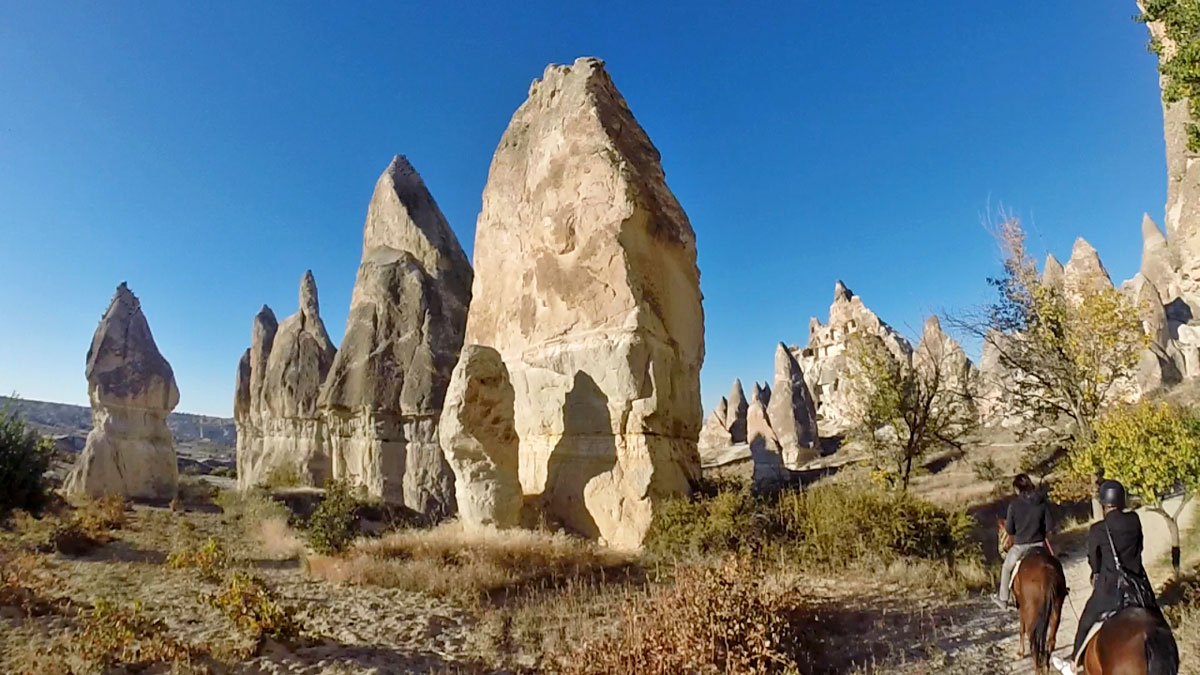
[438, 345, 522, 530]
[1042, 254, 1065, 290]
[320, 156, 471, 518]
[1063, 238, 1113, 303]
[66, 283, 179, 500]
[795, 281, 912, 435]
[235, 272, 336, 489]
[463, 57, 704, 549]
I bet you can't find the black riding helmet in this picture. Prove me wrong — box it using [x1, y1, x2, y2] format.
[1099, 480, 1126, 508]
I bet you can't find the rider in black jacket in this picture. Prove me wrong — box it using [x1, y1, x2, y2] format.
[1053, 480, 1160, 673]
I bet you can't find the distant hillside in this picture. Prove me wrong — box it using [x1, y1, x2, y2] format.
[1, 396, 236, 449]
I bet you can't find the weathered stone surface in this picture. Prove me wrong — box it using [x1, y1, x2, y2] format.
[320, 156, 471, 517]
[236, 272, 336, 489]
[795, 281, 912, 434]
[713, 397, 728, 428]
[1042, 254, 1065, 290]
[1132, 275, 1170, 349]
[766, 343, 818, 468]
[1062, 238, 1114, 302]
[438, 345, 521, 530]
[913, 316, 975, 393]
[66, 283, 179, 500]
[464, 57, 704, 549]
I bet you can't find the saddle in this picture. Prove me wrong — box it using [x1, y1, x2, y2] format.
[1008, 544, 1044, 593]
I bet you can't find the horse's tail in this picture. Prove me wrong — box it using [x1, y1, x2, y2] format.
[1144, 617, 1180, 675]
[1030, 565, 1059, 670]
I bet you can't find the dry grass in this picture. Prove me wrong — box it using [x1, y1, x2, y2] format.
[305, 521, 636, 606]
[258, 515, 304, 559]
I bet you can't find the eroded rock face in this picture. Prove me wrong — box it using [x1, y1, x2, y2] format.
[795, 281, 912, 435]
[1042, 254, 1065, 291]
[320, 156, 471, 517]
[464, 57, 704, 549]
[439, 345, 521, 530]
[767, 343, 818, 468]
[236, 272, 336, 489]
[66, 283, 179, 500]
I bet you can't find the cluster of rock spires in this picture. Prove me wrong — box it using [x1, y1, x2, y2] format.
[234, 155, 472, 520]
[229, 58, 702, 547]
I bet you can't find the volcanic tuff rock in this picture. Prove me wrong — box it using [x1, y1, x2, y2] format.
[236, 272, 336, 489]
[320, 156, 471, 517]
[767, 343, 819, 468]
[795, 281, 913, 435]
[725, 379, 749, 443]
[438, 345, 522, 530]
[1140, 214, 1177, 299]
[463, 57, 704, 549]
[65, 283, 179, 500]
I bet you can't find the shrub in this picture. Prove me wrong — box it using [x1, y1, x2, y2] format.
[75, 599, 196, 670]
[645, 482, 976, 570]
[305, 479, 360, 555]
[263, 462, 304, 489]
[564, 558, 798, 674]
[204, 571, 305, 646]
[73, 494, 127, 535]
[167, 536, 231, 581]
[0, 401, 53, 518]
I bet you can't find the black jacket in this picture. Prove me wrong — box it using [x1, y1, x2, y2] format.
[1006, 492, 1054, 545]
[1087, 510, 1145, 582]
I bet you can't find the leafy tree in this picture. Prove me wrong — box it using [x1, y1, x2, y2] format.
[954, 215, 1146, 447]
[1138, 0, 1200, 152]
[843, 327, 977, 491]
[0, 398, 54, 517]
[1069, 401, 1200, 575]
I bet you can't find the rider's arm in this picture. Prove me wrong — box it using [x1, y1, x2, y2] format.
[1042, 503, 1054, 538]
[1005, 502, 1016, 536]
[1087, 525, 1101, 577]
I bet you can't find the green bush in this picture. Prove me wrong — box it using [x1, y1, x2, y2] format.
[305, 479, 360, 555]
[645, 482, 976, 568]
[0, 402, 53, 517]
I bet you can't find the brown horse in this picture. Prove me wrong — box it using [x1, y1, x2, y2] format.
[997, 517, 1067, 673]
[1080, 607, 1178, 675]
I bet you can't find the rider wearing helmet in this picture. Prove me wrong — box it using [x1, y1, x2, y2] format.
[993, 473, 1054, 610]
[1052, 480, 1159, 674]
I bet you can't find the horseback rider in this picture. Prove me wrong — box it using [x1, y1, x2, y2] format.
[993, 473, 1055, 610]
[1051, 480, 1161, 675]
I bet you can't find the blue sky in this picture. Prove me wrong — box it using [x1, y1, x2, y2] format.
[0, 1, 1167, 417]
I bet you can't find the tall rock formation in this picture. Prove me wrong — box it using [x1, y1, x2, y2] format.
[66, 283, 179, 500]
[463, 57, 704, 549]
[767, 343, 819, 468]
[1140, 214, 1177, 299]
[1141, 7, 1200, 297]
[795, 281, 912, 434]
[725, 379, 749, 442]
[1042, 254, 1065, 290]
[320, 156, 472, 517]
[234, 305, 278, 488]
[439, 345, 522, 530]
[236, 272, 336, 489]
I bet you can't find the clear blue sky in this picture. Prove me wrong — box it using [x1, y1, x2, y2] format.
[0, 1, 1166, 417]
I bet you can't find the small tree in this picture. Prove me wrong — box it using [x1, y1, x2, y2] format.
[954, 214, 1146, 446]
[1069, 401, 1200, 575]
[0, 399, 54, 517]
[843, 328, 977, 491]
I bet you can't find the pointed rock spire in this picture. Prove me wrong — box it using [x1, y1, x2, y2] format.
[321, 155, 473, 515]
[767, 342, 819, 468]
[833, 280, 853, 303]
[1042, 254, 1064, 290]
[66, 283, 179, 500]
[1063, 237, 1114, 300]
[463, 57, 704, 548]
[1140, 214, 1175, 296]
[726, 378, 749, 443]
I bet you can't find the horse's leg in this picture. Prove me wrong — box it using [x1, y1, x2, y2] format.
[1017, 588, 1028, 659]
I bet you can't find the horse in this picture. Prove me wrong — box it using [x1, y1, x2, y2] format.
[1080, 607, 1178, 675]
[997, 517, 1067, 673]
